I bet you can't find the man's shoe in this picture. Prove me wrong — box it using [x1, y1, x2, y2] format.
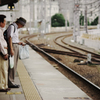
[6, 88, 11, 91]
[8, 84, 20, 88]
[0, 88, 11, 92]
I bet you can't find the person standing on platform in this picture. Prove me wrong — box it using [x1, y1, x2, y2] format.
[7, 17, 26, 88]
[0, 15, 10, 92]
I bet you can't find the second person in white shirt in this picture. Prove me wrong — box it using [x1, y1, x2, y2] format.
[7, 17, 26, 88]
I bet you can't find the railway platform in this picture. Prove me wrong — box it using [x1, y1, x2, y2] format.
[0, 46, 92, 100]
[64, 36, 99, 55]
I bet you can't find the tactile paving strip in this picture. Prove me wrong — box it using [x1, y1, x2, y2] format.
[17, 60, 42, 100]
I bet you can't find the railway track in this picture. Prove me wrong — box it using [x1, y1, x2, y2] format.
[26, 39, 100, 97]
[20, 33, 100, 99]
[22, 32, 100, 70]
[53, 34, 100, 63]
[62, 35, 100, 59]
[23, 33, 100, 63]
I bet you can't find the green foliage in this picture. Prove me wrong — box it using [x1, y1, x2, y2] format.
[79, 13, 84, 26]
[79, 13, 93, 26]
[88, 19, 91, 26]
[67, 20, 69, 26]
[51, 13, 65, 27]
[91, 16, 98, 25]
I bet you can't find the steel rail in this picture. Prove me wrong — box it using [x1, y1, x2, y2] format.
[54, 35, 80, 53]
[54, 34, 100, 62]
[26, 39, 100, 93]
[62, 35, 100, 58]
[40, 48, 100, 62]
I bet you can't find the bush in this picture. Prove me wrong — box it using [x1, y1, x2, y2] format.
[67, 20, 69, 26]
[91, 17, 98, 25]
[79, 13, 91, 26]
[80, 13, 84, 26]
[88, 19, 91, 26]
[51, 13, 65, 27]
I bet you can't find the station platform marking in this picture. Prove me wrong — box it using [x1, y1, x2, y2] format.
[17, 60, 42, 100]
[7, 92, 22, 95]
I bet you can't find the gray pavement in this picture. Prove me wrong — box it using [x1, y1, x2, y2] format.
[0, 74, 26, 100]
[21, 46, 92, 100]
[0, 45, 93, 100]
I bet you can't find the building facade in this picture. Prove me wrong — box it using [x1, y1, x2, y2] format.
[0, 0, 99, 28]
[57, 0, 100, 26]
[0, 0, 59, 28]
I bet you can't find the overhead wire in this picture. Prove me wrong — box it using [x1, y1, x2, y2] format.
[57, 0, 100, 18]
[79, 0, 100, 16]
[80, 0, 99, 5]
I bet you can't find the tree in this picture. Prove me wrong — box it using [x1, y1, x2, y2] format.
[51, 13, 65, 27]
[67, 20, 69, 26]
[91, 16, 98, 25]
[79, 13, 84, 26]
[88, 18, 91, 26]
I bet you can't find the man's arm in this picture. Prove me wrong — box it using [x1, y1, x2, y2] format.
[18, 42, 25, 46]
[0, 42, 7, 55]
[8, 36, 14, 56]
[0, 43, 8, 60]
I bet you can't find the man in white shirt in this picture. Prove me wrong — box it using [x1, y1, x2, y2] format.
[7, 17, 26, 88]
[0, 15, 10, 92]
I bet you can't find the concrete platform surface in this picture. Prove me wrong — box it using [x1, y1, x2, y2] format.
[0, 46, 93, 100]
[21, 47, 92, 100]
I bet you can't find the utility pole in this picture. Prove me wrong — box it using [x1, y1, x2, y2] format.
[73, 0, 80, 42]
[65, 10, 68, 32]
[29, 0, 34, 34]
[62, 10, 67, 32]
[40, 0, 46, 36]
[98, 0, 100, 29]
[33, 0, 38, 33]
[44, 0, 46, 34]
[84, 0, 88, 33]
[49, 0, 51, 33]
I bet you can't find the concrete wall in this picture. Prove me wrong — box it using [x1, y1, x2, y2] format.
[77, 29, 100, 51]
[50, 27, 72, 33]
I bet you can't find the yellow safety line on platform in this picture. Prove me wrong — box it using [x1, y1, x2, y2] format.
[17, 60, 42, 100]
[7, 92, 22, 95]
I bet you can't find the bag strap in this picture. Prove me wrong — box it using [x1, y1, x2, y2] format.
[9, 24, 16, 33]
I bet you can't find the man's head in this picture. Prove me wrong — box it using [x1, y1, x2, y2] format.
[0, 15, 6, 28]
[16, 17, 26, 28]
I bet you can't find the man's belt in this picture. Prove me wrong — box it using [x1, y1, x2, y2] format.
[12, 43, 19, 44]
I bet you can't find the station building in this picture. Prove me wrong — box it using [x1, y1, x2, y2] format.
[0, 0, 59, 31]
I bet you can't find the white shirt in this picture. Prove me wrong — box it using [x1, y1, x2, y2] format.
[0, 27, 7, 55]
[7, 23, 19, 43]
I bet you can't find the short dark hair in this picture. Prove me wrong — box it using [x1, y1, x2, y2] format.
[0, 15, 6, 23]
